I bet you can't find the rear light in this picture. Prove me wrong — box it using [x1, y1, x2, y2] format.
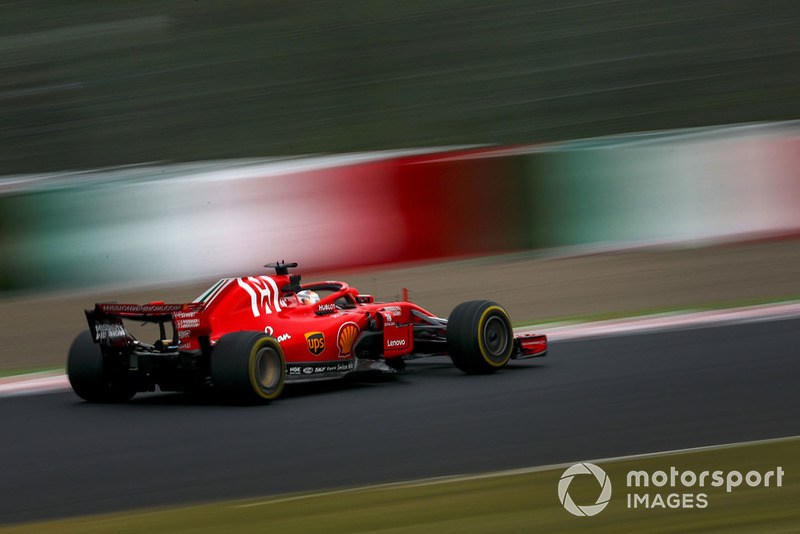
[517, 334, 547, 356]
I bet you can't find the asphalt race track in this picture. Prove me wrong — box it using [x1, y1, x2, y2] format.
[2, 318, 799, 525]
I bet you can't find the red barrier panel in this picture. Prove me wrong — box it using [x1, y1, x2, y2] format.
[386, 148, 526, 263]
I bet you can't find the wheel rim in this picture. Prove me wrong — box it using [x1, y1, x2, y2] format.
[482, 315, 509, 363]
[254, 346, 280, 391]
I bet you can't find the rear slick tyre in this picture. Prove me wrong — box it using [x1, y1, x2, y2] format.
[67, 330, 135, 403]
[447, 300, 514, 374]
[210, 331, 286, 403]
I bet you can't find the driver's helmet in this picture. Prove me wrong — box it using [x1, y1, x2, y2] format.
[296, 289, 320, 305]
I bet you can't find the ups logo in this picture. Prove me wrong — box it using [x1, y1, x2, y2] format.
[304, 332, 326, 355]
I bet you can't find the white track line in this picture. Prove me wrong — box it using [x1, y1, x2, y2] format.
[0, 372, 69, 398]
[3, 301, 800, 398]
[518, 301, 800, 341]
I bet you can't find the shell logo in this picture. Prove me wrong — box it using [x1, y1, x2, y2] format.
[337, 322, 360, 358]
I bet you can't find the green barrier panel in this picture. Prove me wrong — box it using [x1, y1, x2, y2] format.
[521, 126, 800, 249]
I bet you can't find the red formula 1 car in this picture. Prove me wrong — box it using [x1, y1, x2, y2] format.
[67, 262, 548, 403]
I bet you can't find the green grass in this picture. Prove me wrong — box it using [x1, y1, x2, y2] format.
[2, 437, 797, 533]
[0, 366, 63, 379]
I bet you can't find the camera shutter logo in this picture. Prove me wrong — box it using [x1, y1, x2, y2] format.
[558, 463, 612, 516]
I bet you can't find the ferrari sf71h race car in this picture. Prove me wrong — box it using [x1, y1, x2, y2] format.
[67, 262, 548, 403]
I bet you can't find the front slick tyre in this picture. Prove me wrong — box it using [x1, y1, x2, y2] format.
[67, 330, 135, 403]
[211, 332, 286, 404]
[447, 300, 514, 374]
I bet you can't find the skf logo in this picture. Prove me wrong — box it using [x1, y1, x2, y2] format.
[337, 322, 359, 358]
[305, 332, 326, 356]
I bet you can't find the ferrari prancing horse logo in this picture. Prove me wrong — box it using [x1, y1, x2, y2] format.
[305, 332, 326, 356]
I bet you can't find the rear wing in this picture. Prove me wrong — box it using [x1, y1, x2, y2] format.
[86, 302, 205, 346]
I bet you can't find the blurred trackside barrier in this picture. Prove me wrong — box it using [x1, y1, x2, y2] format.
[1, 122, 799, 293]
[0, 153, 430, 291]
[526, 123, 800, 248]
[359, 121, 800, 259]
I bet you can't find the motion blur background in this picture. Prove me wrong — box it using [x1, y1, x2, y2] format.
[2, 0, 799, 174]
[1, 0, 800, 318]
[3, 5, 800, 531]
